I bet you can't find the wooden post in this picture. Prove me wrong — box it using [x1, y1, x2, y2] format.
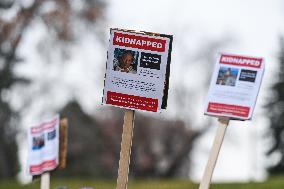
[59, 118, 68, 169]
[199, 117, 230, 189]
[40, 172, 50, 189]
[116, 110, 135, 189]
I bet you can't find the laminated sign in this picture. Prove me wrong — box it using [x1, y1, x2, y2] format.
[27, 116, 59, 175]
[205, 53, 265, 120]
[102, 28, 173, 112]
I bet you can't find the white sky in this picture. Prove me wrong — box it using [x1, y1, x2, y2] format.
[106, 0, 284, 182]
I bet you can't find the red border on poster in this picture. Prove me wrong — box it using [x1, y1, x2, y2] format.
[30, 159, 57, 174]
[106, 91, 158, 112]
[207, 102, 250, 119]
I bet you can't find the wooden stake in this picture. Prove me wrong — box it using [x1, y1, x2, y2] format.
[40, 172, 50, 189]
[199, 117, 230, 189]
[59, 118, 68, 169]
[116, 110, 135, 189]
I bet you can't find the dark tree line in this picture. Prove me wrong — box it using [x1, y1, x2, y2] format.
[56, 102, 201, 178]
[0, 0, 41, 178]
[267, 38, 284, 174]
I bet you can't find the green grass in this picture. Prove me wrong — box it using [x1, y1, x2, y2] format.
[1, 176, 284, 189]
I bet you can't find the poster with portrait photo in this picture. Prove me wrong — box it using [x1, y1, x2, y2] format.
[204, 53, 265, 120]
[113, 48, 139, 74]
[32, 134, 45, 150]
[216, 67, 239, 86]
[102, 28, 173, 112]
[27, 115, 59, 175]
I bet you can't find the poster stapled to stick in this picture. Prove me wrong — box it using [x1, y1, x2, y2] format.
[102, 28, 173, 112]
[27, 115, 59, 175]
[204, 53, 265, 120]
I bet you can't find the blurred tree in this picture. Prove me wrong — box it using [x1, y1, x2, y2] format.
[57, 101, 110, 177]
[0, 0, 105, 179]
[131, 114, 200, 178]
[56, 102, 201, 178]
[267, 38, 284, 174]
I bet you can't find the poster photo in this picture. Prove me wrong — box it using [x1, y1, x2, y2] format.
[27, 115, 59, 175]
[204, 53, 265, 120]
[102, 28, 173, 112]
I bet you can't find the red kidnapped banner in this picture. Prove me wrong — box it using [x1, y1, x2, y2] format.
[113, 32, 166, 52]
[106, 91, 158, 112]
[220, 54, 263, 69]
[207, 102, 250, 118]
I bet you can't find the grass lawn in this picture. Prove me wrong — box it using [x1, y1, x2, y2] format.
[0, 176, 284, 189]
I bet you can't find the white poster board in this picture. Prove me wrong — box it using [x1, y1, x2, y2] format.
[204, 53, 265, 120]
[102, 29, 173, 112]
[27, 115, 59, 175]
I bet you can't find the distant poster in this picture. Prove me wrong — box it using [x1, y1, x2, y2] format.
[102, 28, 173, 112]
[204, 53, 265, 120]
[27, 116, 59, 175]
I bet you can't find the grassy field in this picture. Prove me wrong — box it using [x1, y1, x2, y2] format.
[1, 176, 284, 189]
